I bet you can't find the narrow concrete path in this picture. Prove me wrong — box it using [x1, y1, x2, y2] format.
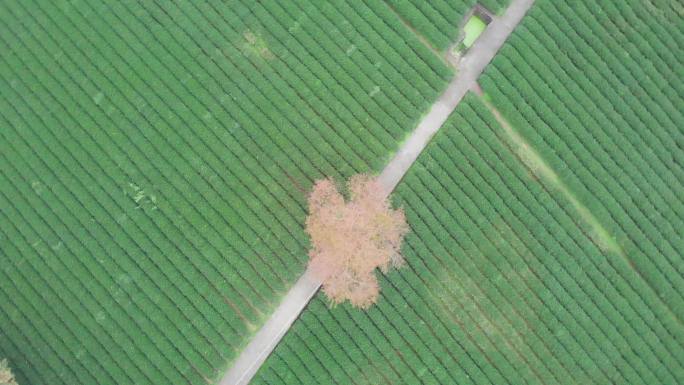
[219, 270, 321, 385]
[378, 0, 535, 194]
[220, 1, 534, 384]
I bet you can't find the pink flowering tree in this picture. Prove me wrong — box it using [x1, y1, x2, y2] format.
[0, 359, 18, 385]
[305, 174, 409, 309]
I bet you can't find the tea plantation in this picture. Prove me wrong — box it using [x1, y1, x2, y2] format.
[1, 0, 682, 384]
[253, 0, 683, 383]
[0, 0, 450, 384]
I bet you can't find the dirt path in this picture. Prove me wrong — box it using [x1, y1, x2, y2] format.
[220, 1, 535, 383]
[472, 83, 624, 256]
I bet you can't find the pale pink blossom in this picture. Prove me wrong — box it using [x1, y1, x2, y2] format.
[306, 174, 408, 309]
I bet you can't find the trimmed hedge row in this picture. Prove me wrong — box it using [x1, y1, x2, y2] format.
[385, 0, 511, 52]
[385, 0, 451, 50]
[254, 93, 683, 384]
[480, 0, 684, 325]
[0, 0, 450, 384]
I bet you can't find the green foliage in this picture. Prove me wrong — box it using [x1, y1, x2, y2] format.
[386, 0, 452, 50]
[479, 0, 684, 321]
[253, 87, 683, 384]
[0, 0, 448, 384]
[386, 0, 510, 51]
[252, 1, 683, 383]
